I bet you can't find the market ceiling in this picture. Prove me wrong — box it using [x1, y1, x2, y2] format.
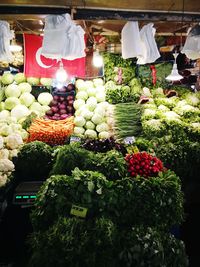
[0, 0, 200, 13]
[0, 0, 200, 36]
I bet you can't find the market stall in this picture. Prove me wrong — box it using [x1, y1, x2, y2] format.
[0, 1, 200, 266]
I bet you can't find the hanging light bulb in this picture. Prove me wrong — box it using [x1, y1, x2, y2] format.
[10, 38, 22, 52]
[93, 49, 103, 67]
[166, 52, 183, 81]
[56, 60, 68, 83]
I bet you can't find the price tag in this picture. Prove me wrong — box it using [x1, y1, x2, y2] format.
[127, 145, 139, 154]
[123, 136, 135, 145]
[70, 136, 81, 143]
[70, 204, 88, 218]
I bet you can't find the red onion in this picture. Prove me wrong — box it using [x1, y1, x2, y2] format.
[52, 115, 59, 120]
[59, 109, 67, 115]
[44, 115, 51, 119]
[67, 95, 74, 101]
[60, 96, 65, 102]
[68, 99, 74, 106]
[50, 100, 58, 106]
[67, 106, 73, 113]
[59, 104, 66, 110]
[53, 95, 59, 101]
[46, 110, 54, 116]
[51, 106, 59, 113]
[62, 101, 68, 105]
[60, 114, 69, 119]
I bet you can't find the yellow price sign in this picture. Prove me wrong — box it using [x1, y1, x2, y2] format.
[70, 204, 88, 218]
[127, 145, 139, 154]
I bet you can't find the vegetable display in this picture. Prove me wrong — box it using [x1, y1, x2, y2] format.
[138, 62, 172, 88]
[27, 117, 74, 145]
[13, 141, 53, 181]
[0, 57, 192, 266]
[141, 88, 200, 140]
[30, 217, 117, 267]
[50, 143, 126, 181]
[81, 138, 127, 154]
[29, 143, 187, 267]
[113, 102, 143, 140]
[29, 217, 187, 267]
[46, 94, 75, 121]
[138, 85, 200, 185]
[0, 132, 24, 187]
[73, 78, 111, 139]
[105, 78, 142, 104]
[103, 52, 135, 83]
[0, 72, 55, 143]
[125, 152, 163, 178]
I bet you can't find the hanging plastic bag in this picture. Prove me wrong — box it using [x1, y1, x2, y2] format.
[121, 21, 143, 59]
[0, 21, 14, 62]
[63, 24, 85, 60]
[182, 25, 200, 60]
[41, 13, 85, 60]
[41, 14, 72, 59]
[137, 23, 160, 64]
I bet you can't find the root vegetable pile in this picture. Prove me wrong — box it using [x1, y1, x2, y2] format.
[125, 152, 163, 178]
[27, 117, 74, 145]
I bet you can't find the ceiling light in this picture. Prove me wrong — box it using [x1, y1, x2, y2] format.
[97, 20, 104, 24]
[39, 20, 44, 25]
[56, 60, 68, 83]
[93, 49, 103, 67]
[166, 52, 183, 81]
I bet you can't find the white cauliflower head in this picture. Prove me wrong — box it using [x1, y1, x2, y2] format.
[6, 133, 23, 149]
[9, 149, 18, 160]
[0, 136, 4, 149]
[0, 159, 15, 172]
[0, 149, 9, 159]
[0, 173, 8, 187]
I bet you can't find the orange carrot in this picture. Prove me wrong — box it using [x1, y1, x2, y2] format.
[27, 116, 75, 145]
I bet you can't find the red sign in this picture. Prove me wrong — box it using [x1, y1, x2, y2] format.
[24, 34, 85, 79]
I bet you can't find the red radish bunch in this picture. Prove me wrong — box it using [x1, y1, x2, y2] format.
[45, 94, 75, 120]
[125, 152, 163, 178]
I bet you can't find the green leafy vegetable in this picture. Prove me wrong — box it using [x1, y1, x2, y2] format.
[114, 102, 143, 139]
[50, 143, 94, 176]
[13, 141, 53, 181]
[29, 217, 117, 267]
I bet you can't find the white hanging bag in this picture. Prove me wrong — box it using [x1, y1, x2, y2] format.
[41, 14, 72, 59]
[0, 21, 14, 62]
[182, 25, 200, 60]
[121, 21, 143, 59]
[137, 23, 160, 64]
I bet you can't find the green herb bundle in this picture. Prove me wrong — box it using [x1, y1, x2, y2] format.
[114, 102, 143, 140]
[13, 141, 53, 181]
[51, 143, 127, 181]
[29, 217, 117, 267]
[118, 226, 188, 267]
[50, 142, 94, 176]
[105, 79, 142, 104]
[103, 53, 135, 83]
[29, 219, 188, 267]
